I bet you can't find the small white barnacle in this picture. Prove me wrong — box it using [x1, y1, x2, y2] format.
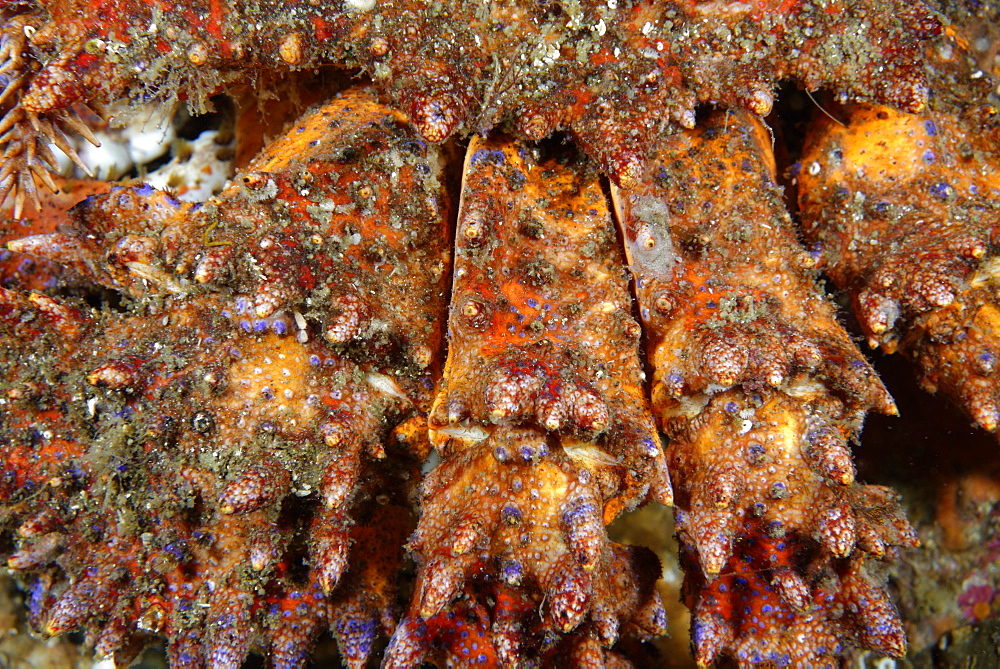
[623, 195, 679, 284]
[240, 172, 279, 202]
[344, 0, 376, 11]
[278, 32, 304, 66]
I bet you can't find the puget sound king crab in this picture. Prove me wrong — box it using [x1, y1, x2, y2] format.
[0, 0, 998, 666]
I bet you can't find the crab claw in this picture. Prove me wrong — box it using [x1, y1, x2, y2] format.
[431, 130, 672, 505]
[686, 525, 912, 667]
[392, 454, 668, 666]
[410, 430, 628, 621]
[609, 106, 916, 663]
[798, 101, 1000, 438]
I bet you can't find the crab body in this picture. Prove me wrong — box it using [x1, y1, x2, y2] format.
[1, 0, 999, 668]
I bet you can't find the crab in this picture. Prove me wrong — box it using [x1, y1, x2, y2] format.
[0, 0, 998, 667]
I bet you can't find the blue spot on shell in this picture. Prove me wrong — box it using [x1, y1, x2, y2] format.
[930, 182, 954, 200]
[469, 148, 507, 166]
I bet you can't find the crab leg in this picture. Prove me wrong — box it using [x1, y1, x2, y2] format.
[798, 96, 1000, 439]
[386, 134, 671, 666]
[3, 91, 451, 667]
[611, 109, 916, 666]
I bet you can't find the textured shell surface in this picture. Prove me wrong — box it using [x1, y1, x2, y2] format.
[0, 1, 999, 668]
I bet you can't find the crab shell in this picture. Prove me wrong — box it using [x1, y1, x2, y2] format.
[1, 1, 998, 668]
